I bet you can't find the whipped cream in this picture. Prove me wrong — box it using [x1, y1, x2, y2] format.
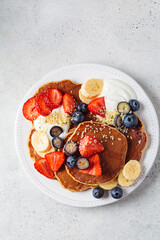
[100, 79, 136, 111]
[34, 105, 71, 141]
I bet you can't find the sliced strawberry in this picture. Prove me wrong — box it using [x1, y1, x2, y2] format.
[79, 154, 102, 177]
[45, 88, 63, 109]
[62, 93, 76, 113]
[45, 151, 65, 172]
[34, 158, 54, 179]
[35, 93, 52, 116]
[79, 135, 104, 157]
[22, 97, 40, 121]
[88, 97, 106, 117]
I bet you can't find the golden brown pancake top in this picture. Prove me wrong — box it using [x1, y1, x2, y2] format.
[65, 121, 128, 185]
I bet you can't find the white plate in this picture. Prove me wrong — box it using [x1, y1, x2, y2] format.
[15, 64, 159, 207]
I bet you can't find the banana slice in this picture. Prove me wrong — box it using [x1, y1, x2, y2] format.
[37, 147, 55, 158]
[79, 89, 98, 104]
[100, 178, 118, 190]
[81, 78, 104, 98]
[31, 131, 51, 152]
[123, 160, 141, 181]
[118, 170, 134, 187]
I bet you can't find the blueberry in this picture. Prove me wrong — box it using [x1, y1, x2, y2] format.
[110, 187, 123, 199]
[71, 111, 85, 124]
[129, 99, 140, 112]
[77, 102, 88, 113]
[52, 136, 63, 149]
[123, 113, 138, 128]
[66, 155, 77, 168]
[64, 141, 78, 155]
[76, 157, 90, 170]
[117, 102, 131, 114]
[92, 187, 104, 199]
[50, 126, 63, 137]
[114, 114, 123, 127]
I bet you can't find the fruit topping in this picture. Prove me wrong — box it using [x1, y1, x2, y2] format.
[123, 160, 141, 180]
[45, 88, 63, 109]
[77, 102, 88, 113]
[45, 151, 65, 172]
[118, 170, 134, 187]
[92, 187, 104, 199]
[34, 158, 54, 179]
[123, 113, 138, 128]
[110, 187, 123, 199]
[31, 131, 50, 152]
[22, 97, 40, 121]
[129, 99, 140, 112]
[88, 97, 106, 117]
[79, 154, 102, 177]
[99, 178, 118, 190]
[79, 89, 98, 104]
[81, 78, 104, 98]
[66, 155, 77, 168]
[50, 126, 63, 137]
[71, 111, 85, 124]
[52, 136, 64, 149]
[114, 114, 123, 127]
[35, 93, 52, 116]
[64, 141, 78, 155]
[76, 157, 90, 170]
[117, 101, 131, 114]
[79, 135, 104, 157]
[62, 93, 76, 113]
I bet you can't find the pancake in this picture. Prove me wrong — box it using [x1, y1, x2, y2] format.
[121, 119, 147, 163]
[55, 165, 93, 192]
[65, 121, 128, 185]
[33, 79, 81, 101]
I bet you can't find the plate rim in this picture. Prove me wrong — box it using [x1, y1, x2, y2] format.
[14, 63, 159, 207]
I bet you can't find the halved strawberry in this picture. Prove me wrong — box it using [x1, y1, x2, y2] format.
[79, 135, 104, 157]
[45, 151, 65, 172]
[34, 158, 54, 179]
[79, 154, 102, 177]
[22, 97, 40, 121]
[35, 93, 52, 116]
[62, 93, 76, 113]
[88, 97, 106, 117]
[45, 88, 63, 109]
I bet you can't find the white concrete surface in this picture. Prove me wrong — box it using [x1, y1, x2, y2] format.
[0, 0, 160, 239]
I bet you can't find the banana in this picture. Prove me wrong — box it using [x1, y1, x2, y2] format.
[79, 89, 98, 104]
[123, 160, 141, 181]
[118, 170, 134, 187]
[81, 78, 104, 98]
[99, 178, 118, 190]
[37, 147, 55, 158]
[31, 131, 51, 152]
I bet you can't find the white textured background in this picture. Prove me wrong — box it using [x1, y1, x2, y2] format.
[0, 0, 160, 239]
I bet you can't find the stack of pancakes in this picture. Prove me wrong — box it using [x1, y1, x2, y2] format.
[28, 80, 147, 192]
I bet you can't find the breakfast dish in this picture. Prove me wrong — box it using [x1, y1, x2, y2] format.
[15, 64, 159, 207]
[22, 75, 147, 200]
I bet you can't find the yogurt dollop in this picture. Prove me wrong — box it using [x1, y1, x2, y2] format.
[101, 79, 136, 111]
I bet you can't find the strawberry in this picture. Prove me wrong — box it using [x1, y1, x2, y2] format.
[88, 97, 106, 117]
[35, 93, 52, 116]
[79, 135, 104, 157]
[45, 88, 63, 109]
[22, 97, 40, 121]
[34, 158, 54, 179]
[79, 154, 102, 177]
[62, 93, 76, 113]
[45, 151, 65, 172]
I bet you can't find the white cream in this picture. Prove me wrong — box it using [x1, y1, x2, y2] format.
[100, 79, 136, 111]
[34, 106, 71, 141]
